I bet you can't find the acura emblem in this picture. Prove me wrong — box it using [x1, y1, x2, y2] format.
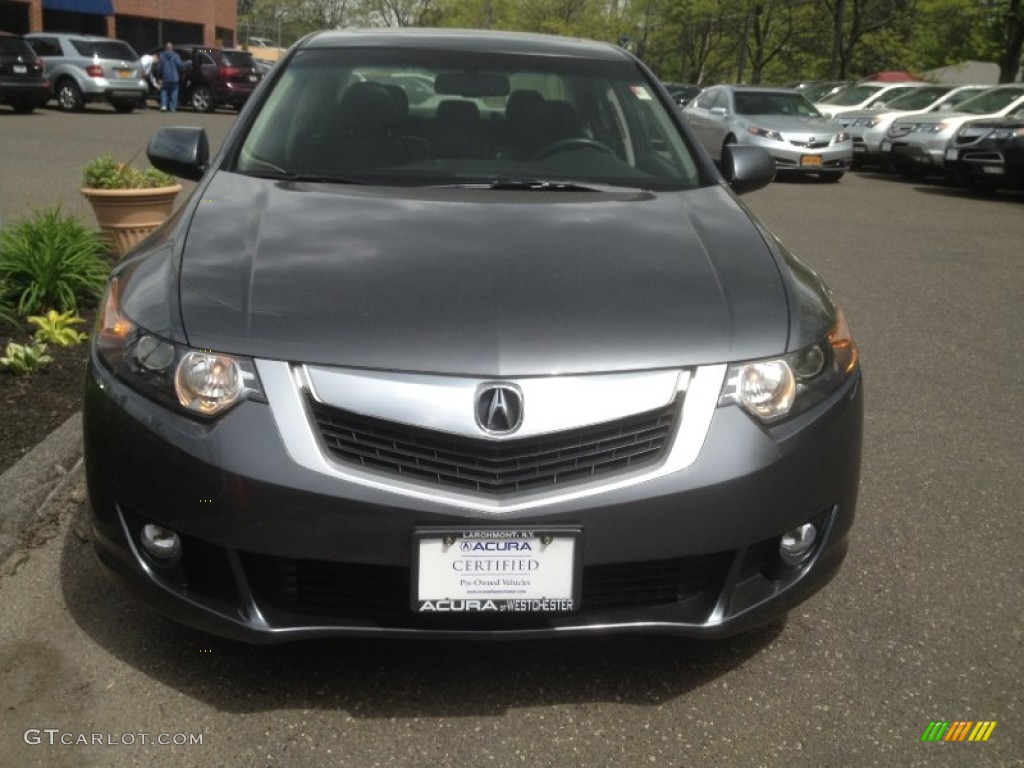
[476, 384, 524, 435]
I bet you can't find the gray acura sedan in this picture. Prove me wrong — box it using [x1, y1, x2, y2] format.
[84, 29, 862, 642]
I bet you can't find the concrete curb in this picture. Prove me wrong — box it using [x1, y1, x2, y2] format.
[0, 412, 83, 569]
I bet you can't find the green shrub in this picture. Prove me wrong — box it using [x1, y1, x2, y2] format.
[0, 341, 53, 375]
[28, 309, 89, 347]
[0, 207, 111, 316]
[82, 153, 175, 190]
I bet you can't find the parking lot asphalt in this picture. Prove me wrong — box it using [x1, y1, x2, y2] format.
[0, 108, 1021, 767]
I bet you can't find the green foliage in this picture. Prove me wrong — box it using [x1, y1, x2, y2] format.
[27, 309, 89, 347]
[0, 208, 111, 317]
[81, 153, 175, 190]
[0, 341, 53, 376]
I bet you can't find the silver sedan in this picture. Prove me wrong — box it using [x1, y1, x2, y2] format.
[683, 86, 852, 181]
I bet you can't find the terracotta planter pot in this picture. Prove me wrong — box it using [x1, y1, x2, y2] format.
[81, 185, 182, 258]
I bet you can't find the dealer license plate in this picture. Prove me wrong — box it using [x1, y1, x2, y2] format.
[881, 140, 892, 152]
[800, 155, 822, 167]
[945, 148, 958, 162]
[982, 165, 1004, 175]
[413, 528, 581, 613]
[13, 64, 26, 74]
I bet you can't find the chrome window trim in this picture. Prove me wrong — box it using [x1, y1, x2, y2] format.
[303, 366, 688, 440]
[257, 361, 726, 514]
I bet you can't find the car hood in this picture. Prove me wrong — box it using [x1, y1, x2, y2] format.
[743, 115, 839, 134]
[175, 172, 790, 376]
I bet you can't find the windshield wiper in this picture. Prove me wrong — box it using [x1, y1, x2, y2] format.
[242, 170, 366, 185]
[489, 179, 609, 192]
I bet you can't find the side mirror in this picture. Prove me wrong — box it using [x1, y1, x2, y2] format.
[147, 127, 209, 182]
[710, 106, 728, 117]
[721, 145, 775, 194]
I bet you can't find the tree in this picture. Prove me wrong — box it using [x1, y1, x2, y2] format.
[998, 0, 1023, 81]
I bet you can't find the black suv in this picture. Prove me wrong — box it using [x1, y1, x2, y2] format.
[947, 110, 1024, 193]
[150, 45, 261, 112]
[0, 32, 49, 113]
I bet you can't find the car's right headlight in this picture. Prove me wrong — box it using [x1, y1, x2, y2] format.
[94, 277, 265, 419]
[719, 308, 858, 423]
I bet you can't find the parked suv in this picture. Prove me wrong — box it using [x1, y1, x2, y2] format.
[150, 45, 261, 112]
[0, 31, 49, 113]
[25, 32, 146, 112]
[946, 108, 1024, 192]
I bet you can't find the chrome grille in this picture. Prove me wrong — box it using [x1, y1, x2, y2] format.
[309, 397, 681, 495]
[790, 139, 832, 149]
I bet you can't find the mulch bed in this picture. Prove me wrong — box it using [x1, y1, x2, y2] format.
[0, 309, 94, 475]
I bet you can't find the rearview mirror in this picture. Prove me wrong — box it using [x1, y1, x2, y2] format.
[721, 145, 775, 194]
[147, 127, 209, 182]
[434, 72, 510, 98]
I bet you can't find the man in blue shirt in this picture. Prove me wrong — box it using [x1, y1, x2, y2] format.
[158, 42, 188, 112]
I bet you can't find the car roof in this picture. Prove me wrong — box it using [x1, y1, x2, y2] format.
[297, 28, 630, 61]
[26, 32, 125, 43]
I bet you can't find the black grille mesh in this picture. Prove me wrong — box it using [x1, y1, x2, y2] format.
[308, 397, 681, 494]
[243, 552, 731, 622]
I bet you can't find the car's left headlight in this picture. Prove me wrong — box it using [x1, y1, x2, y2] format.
[95, 277, 265, 418]
[719, 308, 858, 423]
[748, 125, 784, 142]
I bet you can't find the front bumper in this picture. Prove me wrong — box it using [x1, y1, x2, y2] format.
[746, 136, 852, 173]
[84, 354, 863, 642]
[881, 134, 951, 171]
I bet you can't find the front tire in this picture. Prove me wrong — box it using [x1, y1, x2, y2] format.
[56, 80, 84, 112]
[190, 85, 214, 113]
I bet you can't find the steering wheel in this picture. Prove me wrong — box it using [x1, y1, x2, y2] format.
[534, 137, 615, 161]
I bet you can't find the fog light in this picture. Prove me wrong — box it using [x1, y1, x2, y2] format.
[141, 524, 181, 562]
[779, 524, 817, 566]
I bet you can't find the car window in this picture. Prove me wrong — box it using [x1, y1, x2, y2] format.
[222, 51, 256, 68]
[233, 47, 702, 190]
[957, 87, 1024, 114]
[198, 50, 217, 67]
[883, 86, 950, 110]
[70, 39, 138, 60]
[733, 92, 819, 116]
[863, 87, 915, 107]
[938, 88, 988, 109]
[0, 36, 35, 58]
[28, 37, 61, 57]
[695, 89, 716, 109]
[819, 84, 883, 106]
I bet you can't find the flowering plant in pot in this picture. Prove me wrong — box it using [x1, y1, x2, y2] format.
[80, 153, 182, 257]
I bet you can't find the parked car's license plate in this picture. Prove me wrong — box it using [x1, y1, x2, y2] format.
[982, 165, 1004, 175]
[116, 69, 134, 79]
[13, 64, 26, 74]
[945, 148, 958, 162]
[413, 528, 581, 612]
[800, 155, 822, 167]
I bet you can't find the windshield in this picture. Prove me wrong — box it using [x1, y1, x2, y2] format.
[819, 84, 884, 106]
[70, 39, 138, 60]
[883, 86, 950, 110]
[957, 87, 1024, 115]
[233, 47, 702, 189]
[222, 51, 256, 68]
[734, 91, 820, 116]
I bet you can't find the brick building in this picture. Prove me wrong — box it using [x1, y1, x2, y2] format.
[0, 0, 237, 53]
